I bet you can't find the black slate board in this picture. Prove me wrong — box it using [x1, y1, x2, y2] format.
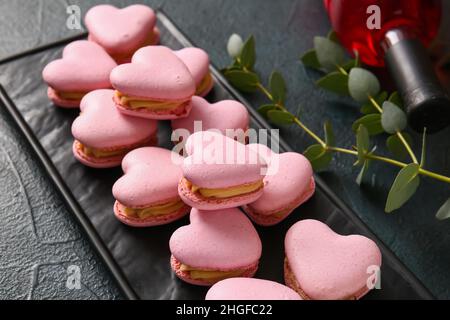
[0, 10, 434, 300]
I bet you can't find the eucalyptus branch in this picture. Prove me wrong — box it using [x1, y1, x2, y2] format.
[237, 67, 450, 183]
[254, 83, 327, 147]
[222, 32, 450, 218]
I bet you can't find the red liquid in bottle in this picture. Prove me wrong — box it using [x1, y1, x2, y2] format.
[324, 0, 441, 66]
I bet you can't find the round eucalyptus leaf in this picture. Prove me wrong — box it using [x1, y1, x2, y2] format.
[300, 49, 321, 69]
[303, 144, 332, 171]
[381, 101, 407, 134]
[258, 104, 278, 117]
[270, 71, 287, 104]
[314, 36, 346, 71]
[352, 114, 384, 135]
[316, 72, 349, 95]
[267, 110, 294, 125]
[224, 70, 259, 93]
[348, 68, 380, 103]
[386, 133, 413, 160]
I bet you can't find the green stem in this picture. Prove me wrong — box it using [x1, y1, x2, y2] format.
[328, 147, 450, 183]
[293, 118, 327, 147]
[254, 82, 327, 147]
[368, 95, 383, 113]
[396, 131, 418, 164]
[370, 154, 450, 183]
[366, 153, 407, 168]
[336, 65, 348, 76]
[256, 82, 274, 101]
[328, 146, 406, 168]
[419, 168, 450, 183]
[327, 146, 357, 156]
[368, 95, 418, 164]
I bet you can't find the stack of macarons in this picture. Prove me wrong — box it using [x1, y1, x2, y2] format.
[43, 4, 214, 109]
[113, 147, 190, 226]
[41, 4, 383, 300]
[84, 4, 160, 64]
[71, 89, 158, 168]
[42, 4, 216, 168]
[42, 40, 117, 108]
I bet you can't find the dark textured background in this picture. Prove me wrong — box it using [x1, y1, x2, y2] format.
[0, 93, 122, 299]
[0, 0, 449, 299]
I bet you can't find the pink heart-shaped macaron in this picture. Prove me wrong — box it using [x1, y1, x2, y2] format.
[110, 46, 196, 119]
[174, 48, 214, 96]
[71, 89, 157, 168]
[112, 147, 189, 227]
[42, 40, 117, 108]
[206, 278, 301, 300]
[169, 207, 262, 286]
[243, 144, 315, 226]
[179, 131, 266, 210]
[284, 219, 382, 300]
[85, 4, 159, 63]
[171, 96, 249, 137]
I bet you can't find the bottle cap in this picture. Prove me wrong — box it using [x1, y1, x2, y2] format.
[384, 29, 450, 133]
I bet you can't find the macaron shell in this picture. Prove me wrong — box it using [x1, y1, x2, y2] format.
[247, 152, 314, 213]
[285, 219, 382, 300]
[174, 48, 210, 85]
[184, 130, 234, 156]
[110, 46, 195, 100]
[85, 4, 157, 55]
[71, 89, 157, 149]
[171, 96, 249, 135]
[247, 143, 274, 164]
[244, 177, 315, 226]
[42, 40, 116, 92]
[121, 146, 184, 171]
[206, 278, 302, 300]
[182, 132, 265, 189]
[169, 208, 262, 270]
[178, 177, 264, 210]
[114, 201, 189, 227]
[113, 147, 185, 207]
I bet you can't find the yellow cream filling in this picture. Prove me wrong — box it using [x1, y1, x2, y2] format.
[115, 91, 186, 110]
[80, 143, 127, 158]
[179, 264, 244, 280]
[254, 208, 288, 219]
[123, 199, 185, 219]
[187, 179, 263, 199]
[57, 91, 86, 100]
[195, 72, 213, 95]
